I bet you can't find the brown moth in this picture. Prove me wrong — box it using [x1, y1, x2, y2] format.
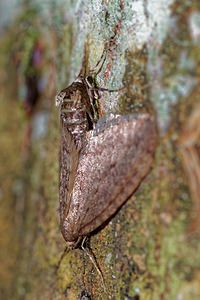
[56, 55, 157, 250]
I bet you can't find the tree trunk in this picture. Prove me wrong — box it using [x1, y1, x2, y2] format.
[0, 1, 200, 299]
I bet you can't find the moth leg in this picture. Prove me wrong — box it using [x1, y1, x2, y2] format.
[79, 76, 99, 123]
[81, 236, 107, 293]
[90, 86, 125, 93]
[88, 109, 97, 125]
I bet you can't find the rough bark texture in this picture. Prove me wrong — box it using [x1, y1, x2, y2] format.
[0, 1, 200, 299]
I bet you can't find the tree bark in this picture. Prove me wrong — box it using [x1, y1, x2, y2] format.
[0, 1, 200, 299]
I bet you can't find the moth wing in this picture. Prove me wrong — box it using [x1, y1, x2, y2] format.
[59, 120, 80, 224]
[68, 114, 157, 237]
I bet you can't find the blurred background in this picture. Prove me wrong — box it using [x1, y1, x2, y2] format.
[0, 1, 60, 299]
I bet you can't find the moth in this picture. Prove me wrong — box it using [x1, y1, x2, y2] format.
[56, 53, 157, 249]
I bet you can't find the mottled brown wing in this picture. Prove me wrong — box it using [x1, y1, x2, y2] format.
[58, 82, 90, 225]
[59, 119, 81, 224]
[63, 114, 157, 241]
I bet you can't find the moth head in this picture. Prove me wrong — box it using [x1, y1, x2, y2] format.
[55, 91, 66, 106]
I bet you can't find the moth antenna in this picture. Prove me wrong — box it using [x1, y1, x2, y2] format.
[56, 245, 68, 272]
[88, 48, 107, 76]
[81, 237, 107, 294]
[77, 44, 107, 79]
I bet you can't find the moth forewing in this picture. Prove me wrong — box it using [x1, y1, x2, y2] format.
[61, 114, 157, 244]
[59, 118, 80, 225]
[58, 78, 93, 236]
